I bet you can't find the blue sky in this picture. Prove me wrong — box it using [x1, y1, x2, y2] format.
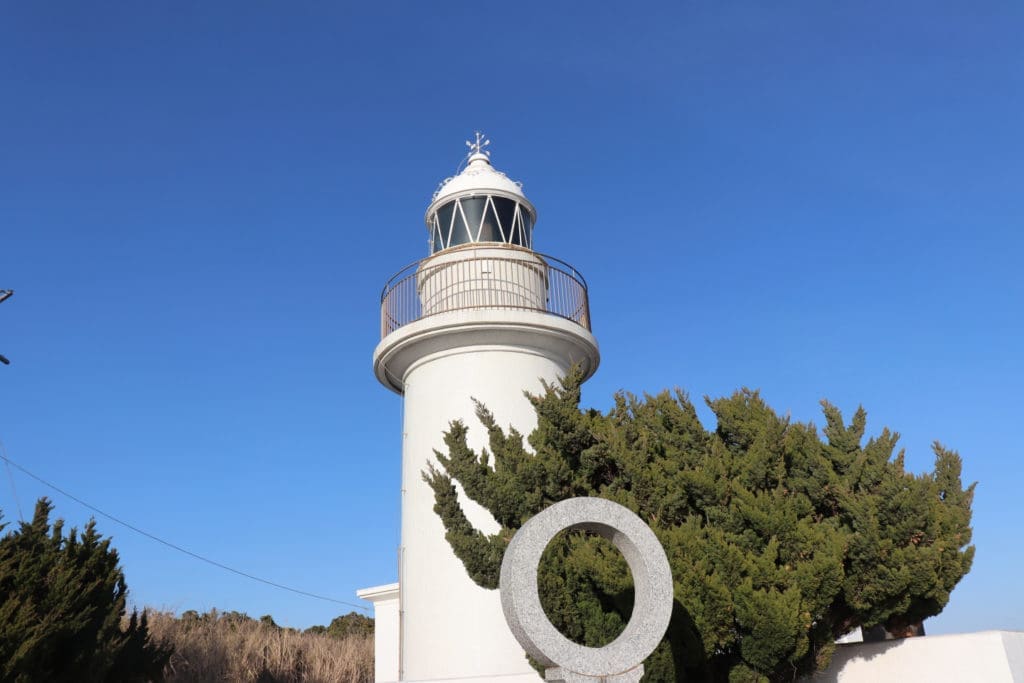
[1, 2, 1021, 633]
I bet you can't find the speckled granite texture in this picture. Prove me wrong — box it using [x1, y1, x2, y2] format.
[499, 497, 673, 683]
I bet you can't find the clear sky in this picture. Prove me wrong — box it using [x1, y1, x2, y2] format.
[1, 2, 1021, 634]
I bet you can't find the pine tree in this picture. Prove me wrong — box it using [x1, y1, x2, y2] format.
[0, 498, 172, 682]
[424, 369, 975, 682]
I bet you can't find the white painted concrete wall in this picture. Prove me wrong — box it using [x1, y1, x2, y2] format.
[356, 583, 400, 683]
[371, 302, 598, 682]
[418, 247, 547, 315]
[812, 631, 1024, 682]
[398, 344, 564, 682]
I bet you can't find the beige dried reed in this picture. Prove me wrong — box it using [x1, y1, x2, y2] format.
[143, 610, 373, 683]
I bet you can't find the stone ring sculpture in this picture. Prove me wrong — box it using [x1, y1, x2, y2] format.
[499, 497, 674, 682]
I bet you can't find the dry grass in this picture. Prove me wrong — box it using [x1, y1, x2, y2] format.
[143, 610, 373, 683]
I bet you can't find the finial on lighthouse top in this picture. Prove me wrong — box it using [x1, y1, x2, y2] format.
[466, 131, 491, 162]
[425, 134, 538, 254]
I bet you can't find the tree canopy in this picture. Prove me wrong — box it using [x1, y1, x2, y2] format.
[0, 498, 171, 682]
[424, 369, 975, 682]
[305, 612, 375, 640]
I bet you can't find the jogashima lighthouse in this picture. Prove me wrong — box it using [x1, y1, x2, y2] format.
[358, 135, 600, 682]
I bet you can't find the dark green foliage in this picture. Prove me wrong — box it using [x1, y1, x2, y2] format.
[302, 612, 375, 639]
[424, 369, 976, 682]
[325, 612, 374, 640]
[0, 498, 172, 682]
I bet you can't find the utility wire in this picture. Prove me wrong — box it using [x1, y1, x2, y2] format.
[0, 449, 370, 613]
[0, 438, 25, 523]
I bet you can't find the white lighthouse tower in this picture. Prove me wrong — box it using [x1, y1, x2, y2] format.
[360, 135, 600, 682]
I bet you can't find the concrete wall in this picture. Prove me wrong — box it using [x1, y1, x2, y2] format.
[372, 304, 598, 682]
[813, 631, 1024, 682]
[356, 583, 400, 683]
[398, 343, 561, 682]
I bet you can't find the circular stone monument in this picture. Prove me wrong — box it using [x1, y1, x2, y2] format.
[498, 497, 674, 682]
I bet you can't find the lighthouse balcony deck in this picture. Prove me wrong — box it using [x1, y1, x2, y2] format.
[380, 248, 591, 339]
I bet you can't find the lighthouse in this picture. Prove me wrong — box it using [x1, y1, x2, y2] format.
[360, 135, 600, 682]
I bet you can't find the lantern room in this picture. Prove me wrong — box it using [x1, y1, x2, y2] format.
[424, 133, 537, 254]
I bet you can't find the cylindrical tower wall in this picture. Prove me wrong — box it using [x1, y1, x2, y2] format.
[417, 247, 547, 317]
[398, 344, 566, 681]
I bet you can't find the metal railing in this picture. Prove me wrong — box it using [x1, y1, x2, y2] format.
[380, 249, 591, 338]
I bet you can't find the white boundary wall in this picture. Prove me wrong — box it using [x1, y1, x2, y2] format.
[813, 631, 1024, 682]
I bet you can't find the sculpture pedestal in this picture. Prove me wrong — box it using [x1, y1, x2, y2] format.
[546, 664, 644, 682]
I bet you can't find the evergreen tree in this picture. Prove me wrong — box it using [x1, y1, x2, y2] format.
[0, 498, 172, 682]
[424, 369, 975, 682]
[325, 612, 374, 640]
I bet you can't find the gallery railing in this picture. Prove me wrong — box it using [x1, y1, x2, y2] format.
[380, 248, 591, 338]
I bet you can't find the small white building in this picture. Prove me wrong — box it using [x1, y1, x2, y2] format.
[359, 135, 599, 682]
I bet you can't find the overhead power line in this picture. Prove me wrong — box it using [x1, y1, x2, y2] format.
[0, 439, 24, 522]
[0, 449, 370, 613]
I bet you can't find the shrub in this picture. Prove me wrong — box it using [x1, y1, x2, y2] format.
[0, 498, 171, 682]
[425, 369, 976, 681]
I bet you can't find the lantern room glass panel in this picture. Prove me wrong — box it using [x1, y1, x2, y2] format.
[478, 199, 502, 242]
[492, 197, 519, 245]
[458, 197, 486, 244]
[428, 195, 535, 253]
[436, 203, 456, 250]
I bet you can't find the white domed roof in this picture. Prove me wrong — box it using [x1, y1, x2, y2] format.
[426, 135, 535, 221]
[432, 153, 526, 202]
